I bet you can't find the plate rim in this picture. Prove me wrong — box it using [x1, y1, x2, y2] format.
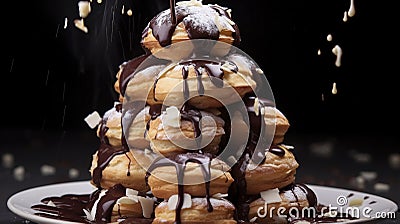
[7, 181, 399, 224]
[7, 180, 94, 224]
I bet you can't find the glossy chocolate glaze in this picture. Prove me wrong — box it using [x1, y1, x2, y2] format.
[119, 55, 170, 98]
[226, 92, 294, 222]
[31, 194, 90, 223]
[153, 59, 237, 102]
[31, 184, 156, 223]
[119, 54, 150, 96]
[145, 152, 213, 224]
[143, 0, 240, 47]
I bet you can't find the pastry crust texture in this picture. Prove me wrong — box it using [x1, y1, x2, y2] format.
[148, 158, 233, 199]
[245, 146, 299, 195]
[89, 149, 155, 192]
[153, 197, 237, 224]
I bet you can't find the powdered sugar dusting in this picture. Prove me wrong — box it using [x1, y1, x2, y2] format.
[191, 197, 235, 210]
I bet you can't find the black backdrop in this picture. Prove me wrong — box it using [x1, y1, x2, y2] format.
[2, 0, 398, 137]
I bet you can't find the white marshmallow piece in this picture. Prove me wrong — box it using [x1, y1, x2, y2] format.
[139, 197, 155, 218]
[260, 188, 282, 204]
[162, 106, 181, 128]
[168, 193, 192, 211]
[78, 1, 91, 18]
[84, 111, 102, 129]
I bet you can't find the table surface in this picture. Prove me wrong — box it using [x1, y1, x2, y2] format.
[1, 128, 399, 223]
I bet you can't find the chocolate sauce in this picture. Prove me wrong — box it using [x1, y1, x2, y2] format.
[268, 145, 286, 157]
[119, 54, 150, 96]
[144, 104, 163, 138]
[180, 103, 202, 144]
[144, 2, 240, 47]
[227, 96, 294, 223]
[31, 194, 89, 223]
[145, 153, 213, 224]
[31, 184, 154, 224]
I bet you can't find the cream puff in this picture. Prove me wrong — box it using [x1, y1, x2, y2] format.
[146, 153, 234, 199]
[97, 103, 123, 147]
[148, 57, 256, 109]
[146, 105, 225, 156]
[247, 183, 318, 223]
[242, 92, 290, 146]
[141, 0, 240, 59]
[89, 149, 156, 193]
[245, 145, 299, 195]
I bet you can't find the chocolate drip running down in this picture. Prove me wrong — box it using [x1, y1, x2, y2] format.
[153, 59, 238, 102]
[180, 103, 202, 148]
[119, 54, 150, 96]
[145, 153, 213, 224]
[143, 0, 240, 47]
[92, 103, 130, 188]
[229, 145, 288, 222]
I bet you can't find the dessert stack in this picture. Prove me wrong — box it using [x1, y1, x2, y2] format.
[32, 1, 319, 223]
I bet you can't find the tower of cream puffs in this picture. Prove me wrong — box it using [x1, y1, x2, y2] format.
[86, 0, 318, 223]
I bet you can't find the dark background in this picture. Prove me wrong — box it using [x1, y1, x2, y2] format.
[1, 0, 399, 135]
[1, 0, 399, 223]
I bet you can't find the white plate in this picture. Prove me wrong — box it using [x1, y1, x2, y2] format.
[7, 181, 398, 224]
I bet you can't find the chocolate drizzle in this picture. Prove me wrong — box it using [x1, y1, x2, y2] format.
[144, 1, 240, 47]
[180, 103, 202, 147]
[227, 92, 297, 222]
[280, 183, 318, 208]
[153, 59, 236, 102]
[119, 54, 150, 96]
[145, 153, 213, 224]
[93, 104, 129, 188]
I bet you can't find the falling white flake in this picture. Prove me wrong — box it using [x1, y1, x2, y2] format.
[327, 34, 333, 42]
[78, 1, 91, 18]
[331, 82, 337, 95]
[74, 19, 88, 33]
[64, 17, 68, 29]
[343, 11, 348, 22]
[127, 9, 133, 16]
[332, 45, 343, 67]
[348, 0, 356, 17]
